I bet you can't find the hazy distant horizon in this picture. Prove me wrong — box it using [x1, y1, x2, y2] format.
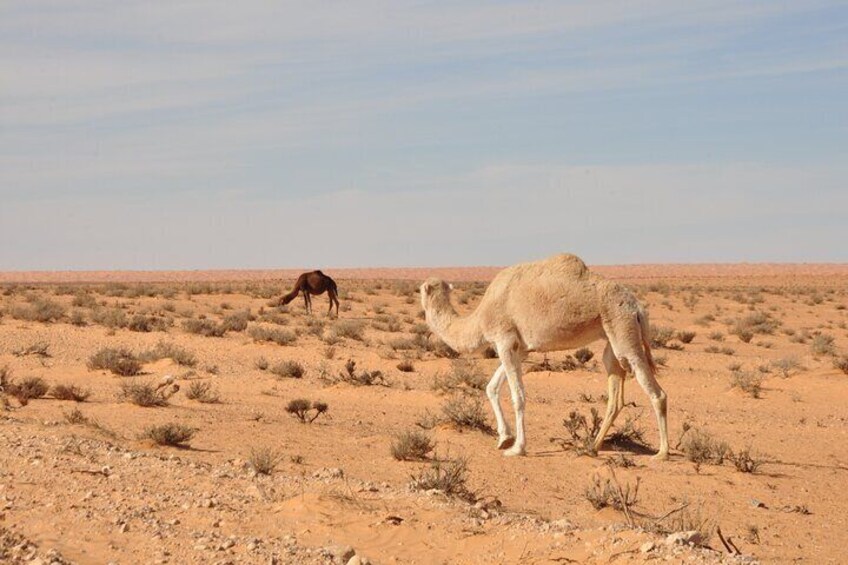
[2, 2, 846, 270]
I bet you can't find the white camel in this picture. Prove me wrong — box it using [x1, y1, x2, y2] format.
[420, 253, 669, 459]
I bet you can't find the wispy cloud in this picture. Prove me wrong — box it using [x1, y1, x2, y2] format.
[1, 1, 845, 267]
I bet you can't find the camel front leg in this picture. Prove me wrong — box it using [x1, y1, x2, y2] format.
[485, 365, 513, 449]
[497, 343, 527, 457]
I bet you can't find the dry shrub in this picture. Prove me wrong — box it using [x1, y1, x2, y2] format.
[391, 430, 434, 461]
[64, 407, 89, 424]
[396, 359, 415, 373]
[185, 381, 220, 403]
[119, 381, 168, 407]
[254, 356, 269, 371]
[270, 360, 306, 379]
[730, 370, 764, 398]
[810, 333, 836, 356]
[336, 359, 389, 386]
[732, 446, 764, 474]
[676, 330, 696, 344]
[584, 473, 640, 511]
[139, 341, 198, 367]
[128, 314, 169, 333]
[249, 446, 282, 475]
[733, 311, 780, 336]
[333, 320, 365, 341]
[142, 423, 195, 446]
[679, 427, 731, 466]
[51, 384, 91, 402]
[649, 325, 675, 348]
[182, 318, 226, 337]
[13, 341, 50, 357]
[409, 457, 473, 501]
[441, 395, 492, 433]
[90, 307, 128, 329]
[606, 415, 648, 451]
[550, 407, 602, 454]
[771, 356, 802, 378]
[7, 298, 65, 323]
[4, 376, 49, 404]
[221, 311, 251, 332]
[431, 360, 486, 394]
[834, 355, 848, 375]
[248, 325, 297, 346]
[88, 347, 142, 376]
[285, 398, 328, 423]
[574, 347, 594, 364]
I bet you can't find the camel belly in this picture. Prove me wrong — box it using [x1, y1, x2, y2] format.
[520, 317, 606, 352]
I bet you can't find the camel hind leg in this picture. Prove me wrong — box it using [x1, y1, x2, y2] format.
[592, 342, 627, 454]
[604, 315, 669, 460]
[485, 364, 513, 449]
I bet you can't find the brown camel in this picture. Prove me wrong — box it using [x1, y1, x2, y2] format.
[279, 270, 340, 316]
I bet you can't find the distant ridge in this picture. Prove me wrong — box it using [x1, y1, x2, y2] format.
[1, 263, 846, 284]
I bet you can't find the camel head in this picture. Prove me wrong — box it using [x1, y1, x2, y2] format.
[419, 278, 454, 314]
[279, 294, 296, 306]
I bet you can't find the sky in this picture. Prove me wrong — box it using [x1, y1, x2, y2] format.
[1, 1, 846, 270]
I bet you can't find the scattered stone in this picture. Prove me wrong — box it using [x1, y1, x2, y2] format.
[664, 530, 702, 546]
[640, 541, 655, 553]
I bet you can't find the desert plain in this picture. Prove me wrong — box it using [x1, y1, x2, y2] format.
[1, 263, 847, 564]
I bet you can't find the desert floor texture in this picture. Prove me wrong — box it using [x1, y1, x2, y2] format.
[1, 264, 847, 564]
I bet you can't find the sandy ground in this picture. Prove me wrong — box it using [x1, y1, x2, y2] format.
[1, 263, 847, 564]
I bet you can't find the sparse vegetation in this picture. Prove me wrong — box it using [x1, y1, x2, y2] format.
[118, 381, 168, 407]
[440, 395, 492, 433]
[285, 398, 328, 423]
[391, 430, 434, 461]
[811, 333, 836, 356]
[431, 359, 486, 394]
[248, 325, 297, 346]
[184, 381, 220, 403]
[676, 330, 696, 344]
[88, 347, 142, 376]
[336, 359, 389, 386]
[834, 355, 848, 375]
[248, 446, 282, 475]
[730, 370, 764, 398]
[139, 341, 198, 367]
[550, 407, 602, 455]
[270, 360, 306, 379]
[141, 423, 196, 446]
[409, 456, 473, 501]
[51, 384, 91, 402]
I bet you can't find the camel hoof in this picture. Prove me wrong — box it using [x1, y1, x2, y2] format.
[503, 446, 526, 457]
[651, 451, 669, 461]
[497, 436, 515, 450]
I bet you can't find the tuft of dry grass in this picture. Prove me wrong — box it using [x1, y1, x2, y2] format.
[248, 325, 297, 346]
[396, 359, 415, 373]
[409, 457, 474, 501]
[13, 341, 51, 358]
[4, 376, 49, 404]
[810, 333, 836, 356]
[248, 446, 283, 475]
[431, 360, 486, 394]
[440, 395, 492, 433]
[51, 384, 91, 402]
[139, 341, 198, 367]
[834, 355, 848, 375]
[184, 381, 220, 403]
[88, 347, 142, 376]
[335, 359, 389, 386]
[730, 370, 764, 398]
[584, 473, 640, 512]
[118, 381, 168, 407]
[182, 318, 226, 337]
[7, 298, 65, 323]
[391, 430, 434, 461]
[676, 330, 696, 344]
[550, 407, 602, 455]
[141, 423, 196, 446]
[270, 360, 305, 379]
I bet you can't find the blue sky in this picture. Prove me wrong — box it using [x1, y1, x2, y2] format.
[1, 1, 846, 270]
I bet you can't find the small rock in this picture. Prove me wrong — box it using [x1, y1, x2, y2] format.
[640, 541, 655, 553]
[119, 523, 129, 534]
[664, 530, 702, 546]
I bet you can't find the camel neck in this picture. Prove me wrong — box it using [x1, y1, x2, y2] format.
[426, 299, 484, 353]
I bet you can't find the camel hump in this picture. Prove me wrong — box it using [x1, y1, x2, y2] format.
[548, 253, 589, 278]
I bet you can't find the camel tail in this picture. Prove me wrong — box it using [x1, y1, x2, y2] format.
[636, 304, 658, 375]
